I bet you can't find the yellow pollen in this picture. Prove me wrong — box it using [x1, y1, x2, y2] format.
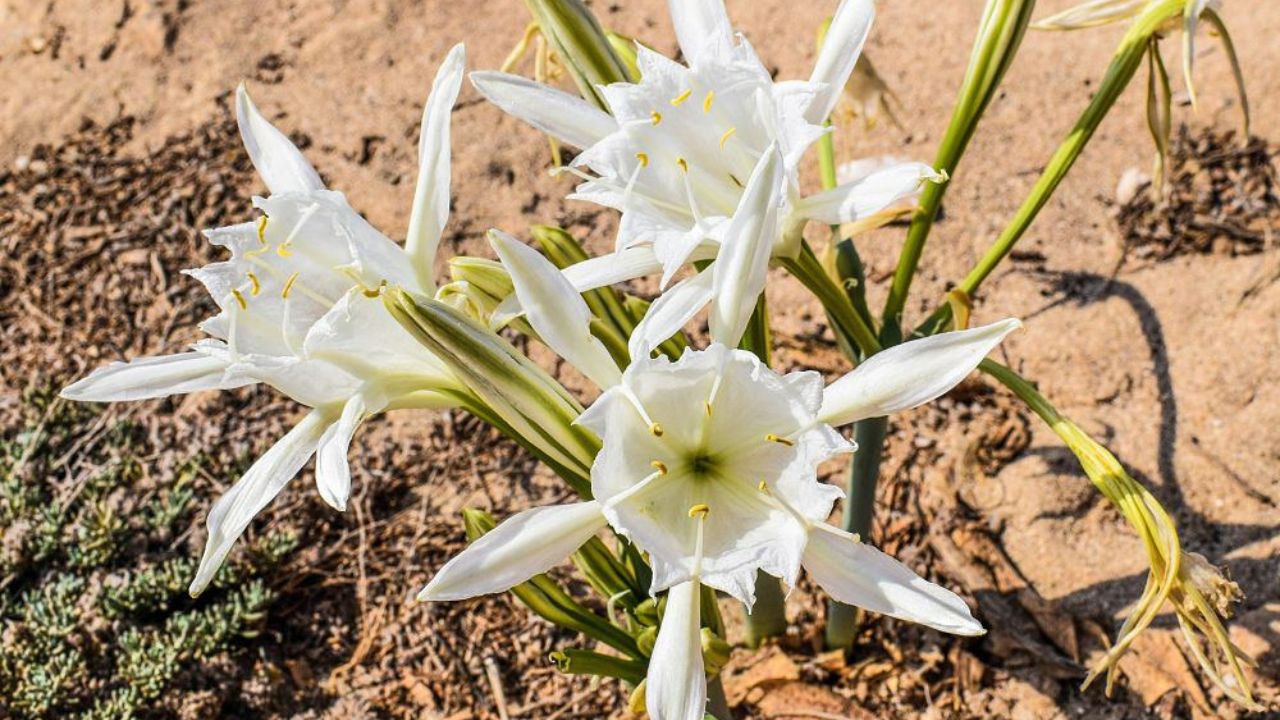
[676, 157, 688, 173]
[765, 433, 794, 447]
[246, 272, 261, 296]
[231, 289, 247, 310]
[702, 91, 715, 112]
[276, 243, 294, 258]
[635, 152, 649, 167]
[719, 127, 737, 148]
[362, 280, 387, 298]
[255, 216, 269, 244]
[650, 111, 663, 125]
[649, 422, 664, 437]
[670, 89, 692, 106]
[704, 401, 713, 417]
[651, 460, 668, 475]
[281, 271, 300, 299]
[758, 480, 771, 494]
[688, 503, 710, 519]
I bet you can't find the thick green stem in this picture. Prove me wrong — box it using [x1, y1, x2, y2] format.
[824, 416, 889, 650]
[708, 676, 732, 720]
[914, 0, 1179, 338]
[881, 0, 1037, 342]
[737, 296, 789, 645]
[781, 244, 881, 357]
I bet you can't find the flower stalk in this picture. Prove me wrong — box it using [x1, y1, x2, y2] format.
[520, 0, 632, 109]
[980, 360, 1259, 709]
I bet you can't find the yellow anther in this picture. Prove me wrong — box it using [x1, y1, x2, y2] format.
[276, 243, 294, 258]
[651, 460, 668, 475]
[702, 91, 715, 112]
[649, 422, 664, 437]
[281, 271, 300, 299]
[635, 152, 649, 167]
[676, 157, 688, 173]
[757, 480, 771, 494]
[688, 503, 710, 519]
[246, 272, 261, 296]
[256, 216, 269, 244]
[670, 89, 692, 106]
[231, 289, 247, 310]
[719, 127, 737, 148]
[362, 280, 387, 298]
[704, 401, 713, 417]
[650, 111, 663, 125]
[765, 433, 794, 447]
[246, 243, 271, 258]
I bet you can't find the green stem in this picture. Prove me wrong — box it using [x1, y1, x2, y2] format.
[914, 0, 1178, 338]
[781, 244, 881, 357]
[737, 296, 789, 646]
[881, 0, 1037, 342]
[824, 415, 889, 650]
[707, 676, 732, 720]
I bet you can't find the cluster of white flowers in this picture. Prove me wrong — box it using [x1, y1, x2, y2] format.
[62, 2, 1025, 718]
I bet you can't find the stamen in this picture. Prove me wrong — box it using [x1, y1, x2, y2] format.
[650, 111, 663, 126]
[276, 243, 294, 258]
[670, 89, 692, 106]
[650, 423, 664, 437]
[691, 504, 708, 577]
[246, 272, 261, 296]
[621, 385, 659, 433]
[635, 152, 649, 167]
[703, 91, 715, 112]
[719, 127, 737, 148]
[231, 289, 247, 310]
[278, 203, 320, 259]
[677, 160, 706, 226]
[757, 480, 771, 495]
[256, 216, 269, 244]
[651, 460, 669, 475]
[281, 271, 300, 299]
[603, 468, 667, 510]
[621, 161, 644, 209]
[246, 244, 271, 258]
[765, 433, 795, 447]
[362, 280, 387, 298]
[688, 503, 710, 519]
[676, 157, 689, 173]
[704, 401, 713, 417]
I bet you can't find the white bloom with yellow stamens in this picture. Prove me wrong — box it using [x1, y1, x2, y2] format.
[420, 226, 1022, 719]
[62, 44, 471, 595]
[471, 0, 942, 298]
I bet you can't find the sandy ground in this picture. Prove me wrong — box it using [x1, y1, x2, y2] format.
[2, 0, 1278, 718]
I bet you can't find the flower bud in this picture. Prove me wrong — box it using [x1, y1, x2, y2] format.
[521, 0, 631, 109]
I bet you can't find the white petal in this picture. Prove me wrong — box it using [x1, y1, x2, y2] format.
[470, 71, 618, 149]
[818, 318, 1021, 427]
[667, 0, 733, 68]
[796, 161, 941, 224]
[803, 524, 984, 635]
[406, 43, 466, 290]
[806, 0, 875, 125]
[646, 579, 708, 720]
[418, 501, 607, 601]
[314, 392, 372, 512]
[61, 349, 247, 402]
[490, 230, 622, 389]
[562, 245, 663, 292]
[628, 268, 715, 360]
[191, 410, 329, 595]
[709, 144, 783, 348]
[235, 84, 324, 195]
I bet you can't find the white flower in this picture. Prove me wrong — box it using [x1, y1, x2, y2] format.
[419, 230, 1021, 719]
[471, 0, 941, 305]
[61, 44, 471, 595]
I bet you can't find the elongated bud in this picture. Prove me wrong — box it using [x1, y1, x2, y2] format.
[385, 288, 599, 493]
[634, 597, 659, 627]
[605, 30, 640, 81]
[700, 628, 732, 676]
[522, 0, 631, 109]
[441, 257, 541, 337]
[983, 360, 1259, 709]
[636, 626, 657, 657]
[549, 649, 646, 682]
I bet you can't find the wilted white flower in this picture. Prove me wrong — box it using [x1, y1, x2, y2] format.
[62, 45, 471, 594]
[419, 230, 1020, 719]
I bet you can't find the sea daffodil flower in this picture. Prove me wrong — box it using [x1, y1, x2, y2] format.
[62, 44, 471, 595]
[471, 0, 942, 299]
[419, 230, 1022, 719]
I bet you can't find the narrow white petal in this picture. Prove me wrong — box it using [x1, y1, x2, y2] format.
[796, 161, 941, 224]
[235, 84, 324, 195]
[646, 579, 708, 720]
[709, 145, 783, 348]
[406, 43, 466, 290]
[818, 318, 1021, 427]
[61, 350, 247, 402]
[628, 268, 715, 360]
[562, 245, 662, 292]
[667, 0, 733, 68]
[314, 393, 370, 512]
[470, 71, 617, 149]
[804, 524, 984, 635]
[806, 0, 875, 125]
[419, 501, 607, 601]
[190, 411, 329, 595]
[490, 230, 622, 389]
